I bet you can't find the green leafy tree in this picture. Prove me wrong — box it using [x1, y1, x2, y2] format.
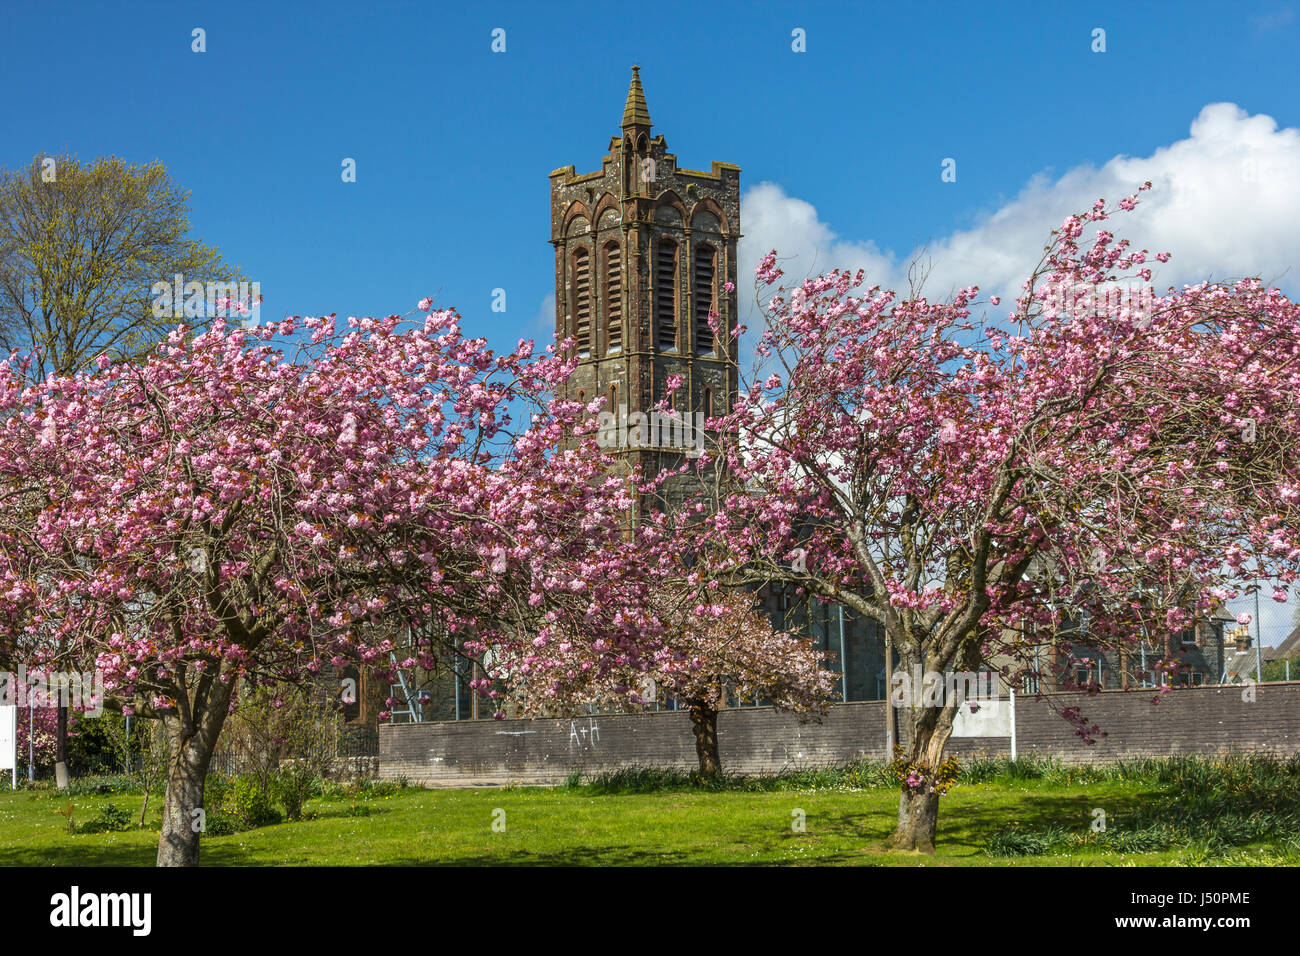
[0, 154, 237, 380]
[215, 683, 341, 821]
[0, 154, 238, 789]
[100, 714, 169, 826]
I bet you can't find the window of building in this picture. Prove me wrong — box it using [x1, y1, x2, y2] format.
[656, 239, 677, 350]
[694, 244, 716, 353]
[572, 248, 591, 355]
[603, 241, 622, 353]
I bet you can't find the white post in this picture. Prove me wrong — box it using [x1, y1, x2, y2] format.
[1, 704, 16, 790]
[1255, 590, 1263, 682]
[837, 604, 848, 703]
[1009, 687, 1017, 762]
[884, 630, 894, 756]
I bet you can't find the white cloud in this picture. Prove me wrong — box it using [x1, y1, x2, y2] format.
[531, 293, 556, 335]
[1251, 5, 1296, 32]
[739, 103, 1300, 320]
[738, 103, 1300, 648]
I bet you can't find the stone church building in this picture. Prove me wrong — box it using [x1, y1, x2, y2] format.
[548, 66, 741, 518]
[344, 70, 1240, 738]
[348, 68, 888, 729]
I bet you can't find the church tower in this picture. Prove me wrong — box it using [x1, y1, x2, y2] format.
[549, 67, 741, 518]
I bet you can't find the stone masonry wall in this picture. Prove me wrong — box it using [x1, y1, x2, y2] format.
[379, 681, 1300, 787]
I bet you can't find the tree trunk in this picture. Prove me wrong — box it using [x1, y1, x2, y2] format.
[54, 704, 70, 789]
[156, 680, 234, 867]
[890, 786, 941, 852]
[157, 731, 207, 867]
[688, 703, 721, 777]
[887, 691, 959, 853]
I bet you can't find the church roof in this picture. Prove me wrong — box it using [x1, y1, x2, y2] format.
[622, 66, 652, 128]
[1264, 624, 1300, 661]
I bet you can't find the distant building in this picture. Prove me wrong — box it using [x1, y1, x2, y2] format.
[1263, 624, 1300, 665]
[759, 582, 888, 703]
[1012, 605, 1238, 692]
[1222, 624, 1260, 684]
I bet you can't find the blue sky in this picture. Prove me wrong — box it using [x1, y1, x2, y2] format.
[4, 0, 1300, 646]
[7, 0, 1299, 327]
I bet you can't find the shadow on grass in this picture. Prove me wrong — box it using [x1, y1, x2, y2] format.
[0, 785, 1165, 867]
[0, 840, 160, 866]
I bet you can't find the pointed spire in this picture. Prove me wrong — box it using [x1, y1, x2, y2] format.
[621, 65, 652, 129]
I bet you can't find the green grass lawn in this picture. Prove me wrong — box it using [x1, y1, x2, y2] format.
[2, 774, 1295, 866]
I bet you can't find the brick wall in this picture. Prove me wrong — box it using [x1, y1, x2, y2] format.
[378, 681, 1300, 786]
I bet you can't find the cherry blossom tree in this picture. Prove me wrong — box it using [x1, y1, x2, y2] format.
[693, 186, 1300, 851]
[491, 522, 837, 780]
[650, 585, 837, 776]
[495, 577, 835, 776]
[0, 308, 659, 865]
[13, 698, 59, 775]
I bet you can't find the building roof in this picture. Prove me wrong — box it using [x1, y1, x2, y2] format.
[621, 66, 652, 128]
[1263, 624, 1300, 661]
[1224, 649, 1258, 682]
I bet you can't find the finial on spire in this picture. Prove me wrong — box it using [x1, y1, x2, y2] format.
[622, 65, 651, 129]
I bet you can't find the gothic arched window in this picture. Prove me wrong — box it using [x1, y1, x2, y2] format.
[623, 137, 635, 195]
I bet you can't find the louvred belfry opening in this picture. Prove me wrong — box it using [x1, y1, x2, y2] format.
[573, 248, 590, 355]
[657, 239, 677, 350]
[604, 241, 622, 352]
[695, 245, 715, 353]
